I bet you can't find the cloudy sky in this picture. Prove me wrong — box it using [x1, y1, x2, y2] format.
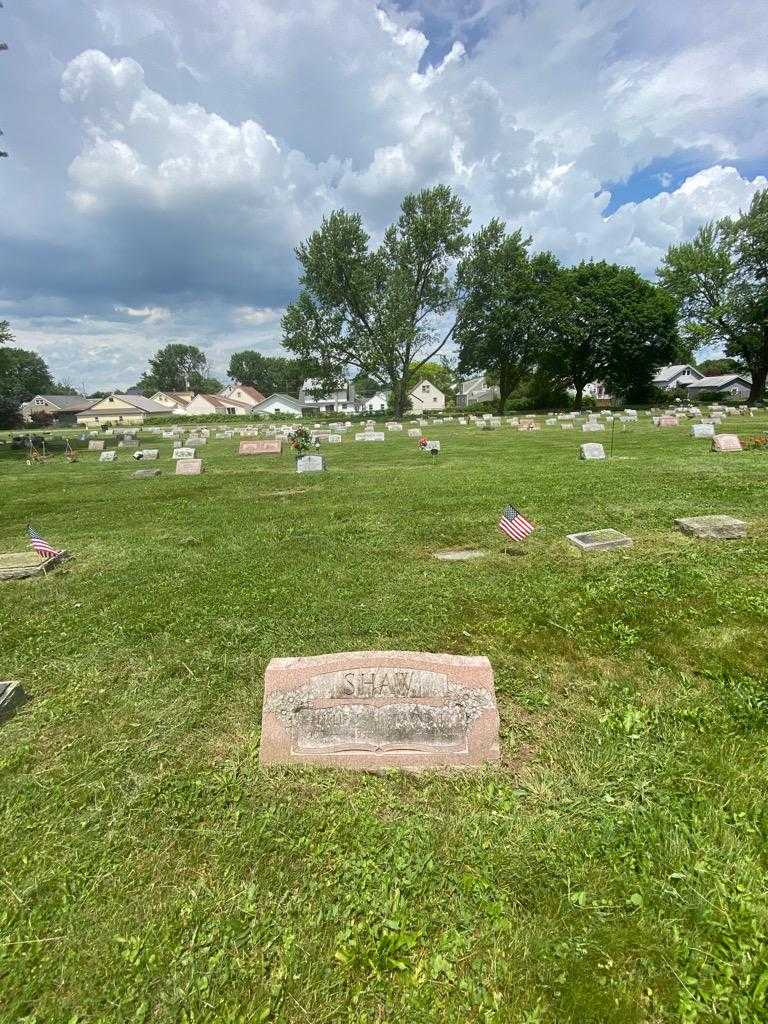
[2, 0, 766, 391]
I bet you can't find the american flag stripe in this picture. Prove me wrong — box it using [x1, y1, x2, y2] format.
[27, 526, 62, 560]
[499, 504, 535, 542]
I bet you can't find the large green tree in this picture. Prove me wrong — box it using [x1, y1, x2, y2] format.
[542, 261, 680, 406]
[136, 343, 219, 395]
[406, 359, 455, 398]
[282, 185, 471, 418]
[658, 189, 768, 403]
[697, 357, 747, 376]
[227, 351, 315, 396]
[0, 348, 55, 402]
[456, 220, 560, 414]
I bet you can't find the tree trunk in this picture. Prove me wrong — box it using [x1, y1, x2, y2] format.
[748, 331, 768, 403]
[573, 382, 584, 407]
[392, 377, 409, 419]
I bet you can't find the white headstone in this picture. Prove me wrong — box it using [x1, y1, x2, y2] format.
[296, 454, 326, 473]
[580, 443, 606, 460]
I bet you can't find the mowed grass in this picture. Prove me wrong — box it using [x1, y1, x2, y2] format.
[1, 416, 768, 1023]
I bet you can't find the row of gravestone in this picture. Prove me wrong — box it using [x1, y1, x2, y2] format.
[579, 434, 745, 459]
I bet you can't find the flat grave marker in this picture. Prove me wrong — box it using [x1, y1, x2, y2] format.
[99, 451, 117, 462]
[674, 515, 747, 540]
[567, 529, 633, 553]
[239, 440, 282, 455]
[133, 468, 162, 479]
[355, 432, 385, 441]
[711, 434, 742, 453]
[259, 651, 500, 770]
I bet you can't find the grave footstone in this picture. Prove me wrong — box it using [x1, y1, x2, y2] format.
[674, 515, 747, 540]
[580, 443, 606, 460]
[0, 680, 27, 719]
[259, 651, 500, 769]
[711, 434, 742, 453]
[567, 529, 633, 552]
[176, 458, 203, 475]
[133, 468, 162, 478]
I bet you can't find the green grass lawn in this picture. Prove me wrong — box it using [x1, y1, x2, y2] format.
[1, 416, 768, 1023]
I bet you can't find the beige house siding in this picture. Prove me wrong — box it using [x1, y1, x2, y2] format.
[77, 411, 145, 427]
[409, 380, 446, 412]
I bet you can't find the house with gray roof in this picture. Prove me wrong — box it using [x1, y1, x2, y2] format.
[20, 394, 96, 424]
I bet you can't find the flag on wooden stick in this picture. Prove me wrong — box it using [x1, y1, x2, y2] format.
[27, 525, 63, 560]
[498, 504, 535, 542]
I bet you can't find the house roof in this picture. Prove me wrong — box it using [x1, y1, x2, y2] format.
[25, 395, 96, 412]
[253, 393, 304, 411]
[652, 364, 701, 383]
[154, 391, 194, 404]
[118, 394, 169, 413]
[409, 379, 445, 396]
[193, 393, 252, 410]
[458, 375, 486, 393]
[685, 374, 751, 390]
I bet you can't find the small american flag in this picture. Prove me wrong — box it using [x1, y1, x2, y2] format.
[27, 525, 62, 560]
[499, 504, 535, 542]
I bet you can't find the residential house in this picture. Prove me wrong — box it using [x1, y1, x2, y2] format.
[226, 384, 266, 409]
[685, 374, 753, 400]
[183, 393, 253, 417]
[150, 391, 195, 413]
[408, 379, 446, 412]
[652, 364, 704, 390]
[20, 394, 96, 424]
[361, 392, 389, 413]
[457, 374, 499, 407]
[299, 379, 357, 414]
[251, 393, 304, 417]
[75, 393, 169, 427]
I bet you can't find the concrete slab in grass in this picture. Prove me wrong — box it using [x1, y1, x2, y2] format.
[674, 515, 746, 540]
[567, 529, 633, 552]
[433, 548, 487, 561]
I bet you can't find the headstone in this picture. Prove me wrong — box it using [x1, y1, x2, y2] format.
[691, 423, 715, 439]
[386, 423, 403, 431]
[545, 418, 558, 426]
[0, 680, 27, 719]
[566, 529, 633, 552]
[560, 422, 574, 430]
[239, 440, 282, 455]
[355, 432, 385, 441]
[659, 416, 678, 427]
[582, 422, 605, 433]
[88, 440, 104, 451]
[327, 434, 342, 443]
[408, 428, 421, 438]
[296, 454, 326, 473]
[118, 439, 138, 449]
[132, 468, 162, 479]
[674, 515, 747, 540]
[172, 447, 196, 460]
[188, 436, 207, 446]
[176, 458, 203, 475]
[99, 451, 117, 462]
[579, 443, 606, 460]
[422, 440, 440, 454]
[259, 651, 500, 769]
[711, 434, 742, 453]
[133, 449, 159, 460]
[162, 430, 175, 439]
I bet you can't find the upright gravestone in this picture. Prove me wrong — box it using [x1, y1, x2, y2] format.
[327, 434, 342, 443]
[355, 432, 385, 441]
[582, 422, 605, 432]
[712, 434, 742, 453]
[88, 440, 104, 451]
[408, 428, 422, 438]
[176, 458, 203, 475]
[239, 440, 282, 455]
[172, 447, 196, 460]
[659, 415, 678, 427]
[259, 651, 500, 769]
[296, 454, 326, 473]
[133, 449, 159, 460]
[580, 443, 606, 460]
[691, 423, 715, 439]
[99, 450, 117, 462]
[118, 439, 138, 449]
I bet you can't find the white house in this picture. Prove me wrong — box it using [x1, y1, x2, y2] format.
[183, 393, 253, 416]
[409, 380, 446, 412]
[299, 379, 358, 413]
[361, 391, 388, 413]
[652, 365, 704, 390]
[226, 384, 266, 408]
[685, 374, 752, 400]
[457, 374, 498, 407]
[251, 393, 304, 417]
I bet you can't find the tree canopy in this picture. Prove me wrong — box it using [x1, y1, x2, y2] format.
[282, 185, 471, 418]
[658, 187, 768, 402]
[136, 343, 220, 395]
[456, 221, 560, 414]
[227, 351, 315, 396]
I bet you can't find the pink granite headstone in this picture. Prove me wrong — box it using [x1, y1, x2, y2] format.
[659, 415, 678, 427]
[260, 651, 500, 770]
[176, 458, 203, 475]
[711, 434, 742, 452]
[239, 440, 282, 455]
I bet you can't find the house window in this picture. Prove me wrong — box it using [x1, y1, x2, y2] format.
[433, 396, 437, 402]
[421, 384, 429, 393]
[34, 397, 45, 406]
[109, 396, 114, 402]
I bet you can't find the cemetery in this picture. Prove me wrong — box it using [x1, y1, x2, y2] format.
[1, 408, 767, 1020]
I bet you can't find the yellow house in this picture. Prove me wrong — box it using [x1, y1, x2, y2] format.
[76, 393, 169, 427]
[150, 391, 195, 412]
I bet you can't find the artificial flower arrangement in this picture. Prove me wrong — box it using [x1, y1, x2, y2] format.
[288, 425, 320, 454]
